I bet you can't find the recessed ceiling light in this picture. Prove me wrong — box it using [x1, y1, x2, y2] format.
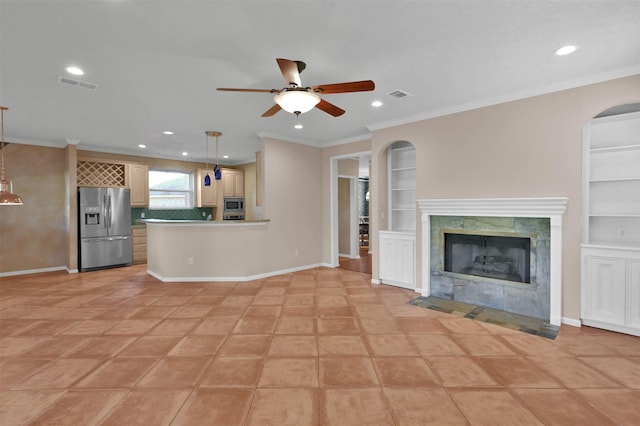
[554, 45, 578, 56]
[66, 66, 84, 76]
[163, 131, 174, 135]
[371, 100, 383, 107]
[181, 152, 188, 156]
[294, 123, 303, 129]
[138, 144, 146, 149]
[223, 155, 229, 159]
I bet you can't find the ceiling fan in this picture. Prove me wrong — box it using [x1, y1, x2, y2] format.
[217, 58, 375, 117]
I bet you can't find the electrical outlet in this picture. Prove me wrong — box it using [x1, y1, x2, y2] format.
[141, 212, 145, 218]
[294, 249, 299, 256]
[202, 211, 206, 217]
[617, 228, 626, 238]
[188, 257, 194, 265]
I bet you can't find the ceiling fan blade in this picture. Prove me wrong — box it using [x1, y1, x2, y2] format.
[312, 80, 375, 94]
[276, 58, 302, 87]
[261, 104, 282, 117]
[217, 88, 279, 93]
[315, 99, 345, 117]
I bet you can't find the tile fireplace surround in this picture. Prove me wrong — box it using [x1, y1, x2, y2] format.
[417, 198, 568, 326]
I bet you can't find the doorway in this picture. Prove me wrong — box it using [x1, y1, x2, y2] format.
[332, 152, 372, 274]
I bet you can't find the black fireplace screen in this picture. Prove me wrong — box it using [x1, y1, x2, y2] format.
[444, 233, 531, 283]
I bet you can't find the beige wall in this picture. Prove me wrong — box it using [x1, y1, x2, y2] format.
[0, 144, 67, 273]
[238, 161, 259, 220]
[262, 137, 323, 269]
[370, 74, 640, 321]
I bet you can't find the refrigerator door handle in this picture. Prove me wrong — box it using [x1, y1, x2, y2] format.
[103, 194, 108, 230]
[107, 194, 113, 233]
[82, 236, 130, 243]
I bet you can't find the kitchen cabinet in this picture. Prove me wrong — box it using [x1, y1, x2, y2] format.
[581, 110, 640, 336]
[196, 168, 217, 207]
[127, 163, 149, 207]
[222, 168, 244, 197]
[132, 225, 147, 264]
[77, 159, 126, 187]
[379, 231, 415, 289]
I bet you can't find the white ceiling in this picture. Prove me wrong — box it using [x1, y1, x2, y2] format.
[1, 1, 639, 165]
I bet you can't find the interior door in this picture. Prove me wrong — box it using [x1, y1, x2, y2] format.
[338, 177, 351, 256]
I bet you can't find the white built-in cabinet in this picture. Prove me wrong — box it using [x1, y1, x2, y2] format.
[379, 231, 415, 289]
[581, 110, 640, 336]
[379, 142, 416, 289]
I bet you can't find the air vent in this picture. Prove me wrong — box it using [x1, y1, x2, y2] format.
[58, 76, 98, 90]
[387, 89, 412, 99]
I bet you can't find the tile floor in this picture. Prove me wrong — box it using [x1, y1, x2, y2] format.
[0, 264, 638, 425]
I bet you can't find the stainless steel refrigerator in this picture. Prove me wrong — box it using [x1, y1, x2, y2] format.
[79, 187, 132, 272]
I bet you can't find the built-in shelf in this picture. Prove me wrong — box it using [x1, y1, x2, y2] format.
[581, 109, 640, 337]
[388, 143, 416, 233]
[583, 111, 640, 248]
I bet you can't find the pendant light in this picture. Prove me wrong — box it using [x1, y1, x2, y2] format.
[206, 131, 222, 180]
[203, 131, 211, 187]
[0, 106, 23, 206]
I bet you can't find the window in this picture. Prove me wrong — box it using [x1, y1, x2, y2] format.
[148, 170, 193, 209]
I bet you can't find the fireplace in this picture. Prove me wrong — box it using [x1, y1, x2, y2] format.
[444, 233, 531, 283]
[417, 198, 568, 325]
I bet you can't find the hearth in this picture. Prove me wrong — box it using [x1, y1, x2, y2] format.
[444, 233, 531, 283]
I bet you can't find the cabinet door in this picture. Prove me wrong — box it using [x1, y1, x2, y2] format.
[196, 169, 217, 207]
[222, 169, 235, 197]
[627, 259, 640, 330]
[584, 255, 626, 325]
[128, 163, 149, 207]
[379, 237, 396, 281]
[234, 170, 245, 196]
[396, 238, 415, 285]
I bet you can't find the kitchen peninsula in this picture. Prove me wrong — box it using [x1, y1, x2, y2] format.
[144, 219, 271, 282]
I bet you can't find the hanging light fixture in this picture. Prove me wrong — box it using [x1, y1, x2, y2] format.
[0, 106, 23, 206]
[203, 132, 212, 187]
[206, 131, 222, 180]
[274, 89, 320, 114]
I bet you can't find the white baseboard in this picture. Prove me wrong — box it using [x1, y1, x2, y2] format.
[561, 317, 582, 327]
[147, 263, 327, 283]
[0, 266, 69, 278]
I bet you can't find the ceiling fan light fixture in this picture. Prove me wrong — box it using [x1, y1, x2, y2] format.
[274, 90, 320, 114]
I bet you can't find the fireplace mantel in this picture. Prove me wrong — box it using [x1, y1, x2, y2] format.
[417, 197, 568, 326]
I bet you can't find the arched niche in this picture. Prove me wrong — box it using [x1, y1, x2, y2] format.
[380, 140, 416, 232]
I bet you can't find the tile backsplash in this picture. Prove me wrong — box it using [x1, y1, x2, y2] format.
[131, 207, 213, 224]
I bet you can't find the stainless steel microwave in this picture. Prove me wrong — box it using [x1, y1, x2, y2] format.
[223, 197, 244, 219]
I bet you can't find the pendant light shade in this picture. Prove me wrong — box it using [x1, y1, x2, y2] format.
[0, 106, 23, 206]
[206, 131, 223, 181]
[274, 90, 320, 114]
[203, 131, 212, 187]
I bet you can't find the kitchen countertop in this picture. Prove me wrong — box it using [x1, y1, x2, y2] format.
[138, 218, 270, 225]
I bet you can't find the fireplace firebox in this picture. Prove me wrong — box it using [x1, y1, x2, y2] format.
[444, 233, 531, 283]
